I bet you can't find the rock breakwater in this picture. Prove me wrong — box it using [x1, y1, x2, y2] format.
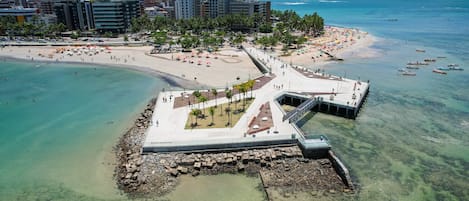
[115, 98, 353, 199]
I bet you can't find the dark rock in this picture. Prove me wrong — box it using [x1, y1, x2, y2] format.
[237, 164, 245, 172]
[192, 171, 200, 177]
[169, 169, 179, 177]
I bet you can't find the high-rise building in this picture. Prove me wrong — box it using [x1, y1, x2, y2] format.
[174, 0, 194, 19]
[0, 0, 16, 8]
[0, 7, 38, 23]
[54, 0, 95, 31]
[229, 0, 270, 22]
[200, 0, 228, 18]
[39, 0, 55, 15]
[92, 0, 140, 33]
[142, 0, 159, 7]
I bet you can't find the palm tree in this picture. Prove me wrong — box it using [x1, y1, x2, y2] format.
[198, 95, 208, 116]
[226, 89, 233, 104]
[225, 107, 232, 126]
[192, 90, 201, 108]
[223, 89, 233, 116]
[191, 109, 201, 127]
[211, 88, 218, 107]
[246, 79, 255, 99]
[209, 106, 215, 126]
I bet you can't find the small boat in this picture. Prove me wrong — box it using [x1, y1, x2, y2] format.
[407, 61, 429, 65]
[437, 67, 450, 71]
[437, 56, 446, 59]
[432, 69, 447, 75]
[424, 58, 436, 62]
[406, 66, 419, 69]
[402, 71, 416, 76]
[397, 68, 406, 72]
[416, 49, 426, 53]
[447, 64, 459, 67]
[449, 66, 464, 71]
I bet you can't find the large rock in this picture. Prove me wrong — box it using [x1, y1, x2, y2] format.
[169, 169, 179, 177]
[194, 162, 201, 170]
[237, 164, 245, 172]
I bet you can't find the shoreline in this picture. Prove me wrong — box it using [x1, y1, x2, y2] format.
[0, 45, 263, 88]
[0, 55, 206, 90]
[0, 26, 377, 88]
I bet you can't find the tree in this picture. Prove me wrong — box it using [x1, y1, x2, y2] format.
[225, 89, 233, 104]
[191, 109, 201, 127]
[238, 84, 247, 112]
[211, 88, 218, 107]
[124, 35, 129, 42]
[104, 32, 113, 38]
[153, 30, 167, 47]
[246, 79, 255, 99]
[259, 23, 273, 33]
[295, 36, 307, 49]
[192, 90, 201, 108]
[224, 107, 232, 126]
[198, 95, 207, 116]
[71, 31, 79, 40]
[209, 106, 215, 126]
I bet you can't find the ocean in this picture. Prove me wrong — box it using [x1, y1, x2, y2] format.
[1, 0, 468, 200]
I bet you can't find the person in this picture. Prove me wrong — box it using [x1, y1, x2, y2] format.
[156, 120, 159, 127]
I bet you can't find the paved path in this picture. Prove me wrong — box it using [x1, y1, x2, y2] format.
[143, 45, 369, 151]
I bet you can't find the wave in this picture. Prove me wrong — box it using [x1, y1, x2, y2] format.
[280, 2, 307, 5]
[318, 0, 347, 3]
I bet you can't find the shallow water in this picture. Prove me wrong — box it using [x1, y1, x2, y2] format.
[164, 174, 265, 201]
[1, 0, 468, 200]
[0, 61, 164, 200]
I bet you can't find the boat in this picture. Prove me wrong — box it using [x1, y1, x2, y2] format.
[406, 66, 419, 69]
[402, 71, 416, 76]
[449, 66, 464, 71]
[447, 64, 459, 67]
[397, 68, 406, 72]
[416, 49, 426, 53]
[437, 67, 450, 71]
[437, 56, 446, 59]
[432, 69, 447, 74]
[423, 58, 436, 62]
[407, 61, 429, 65]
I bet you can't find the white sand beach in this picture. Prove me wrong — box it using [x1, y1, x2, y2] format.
[269, 26, 378, 67]
[0, 26, 376, 87]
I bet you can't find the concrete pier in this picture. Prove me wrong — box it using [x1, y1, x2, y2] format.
[142, 46, 369, 154]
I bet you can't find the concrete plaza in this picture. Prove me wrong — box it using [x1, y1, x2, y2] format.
[143, 46, 369, 152]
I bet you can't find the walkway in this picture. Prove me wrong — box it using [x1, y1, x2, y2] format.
[143, 45, 369, 152]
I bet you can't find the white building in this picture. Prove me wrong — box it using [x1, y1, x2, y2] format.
[175, 0, 194, 19]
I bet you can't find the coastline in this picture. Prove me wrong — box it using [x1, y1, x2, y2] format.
[0, 45, 263, 88]
[0, 26, 377, 88]
[0, 55, 206, 90]
[0, 25, 374, 199]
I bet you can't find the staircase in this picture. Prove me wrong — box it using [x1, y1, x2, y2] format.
[283, 98, 318, 123]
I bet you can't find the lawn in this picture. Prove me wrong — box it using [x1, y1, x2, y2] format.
[185, 98, 255, 129]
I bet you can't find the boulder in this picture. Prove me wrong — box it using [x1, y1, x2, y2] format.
[192, 171, 200, 177]
[169, 169, 179, 177]
[194, 162, 201, 170]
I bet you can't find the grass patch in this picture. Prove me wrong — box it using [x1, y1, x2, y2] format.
[185, 98, 255, 129]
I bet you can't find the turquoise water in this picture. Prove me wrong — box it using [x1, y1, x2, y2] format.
[1, 0, 468, 200]
[0, 61, 164, 200]
[272, 0, 469, 200]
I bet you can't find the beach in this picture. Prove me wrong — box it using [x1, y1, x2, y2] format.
[0, 26, 374, 89]
[267, 26, 377, 67]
